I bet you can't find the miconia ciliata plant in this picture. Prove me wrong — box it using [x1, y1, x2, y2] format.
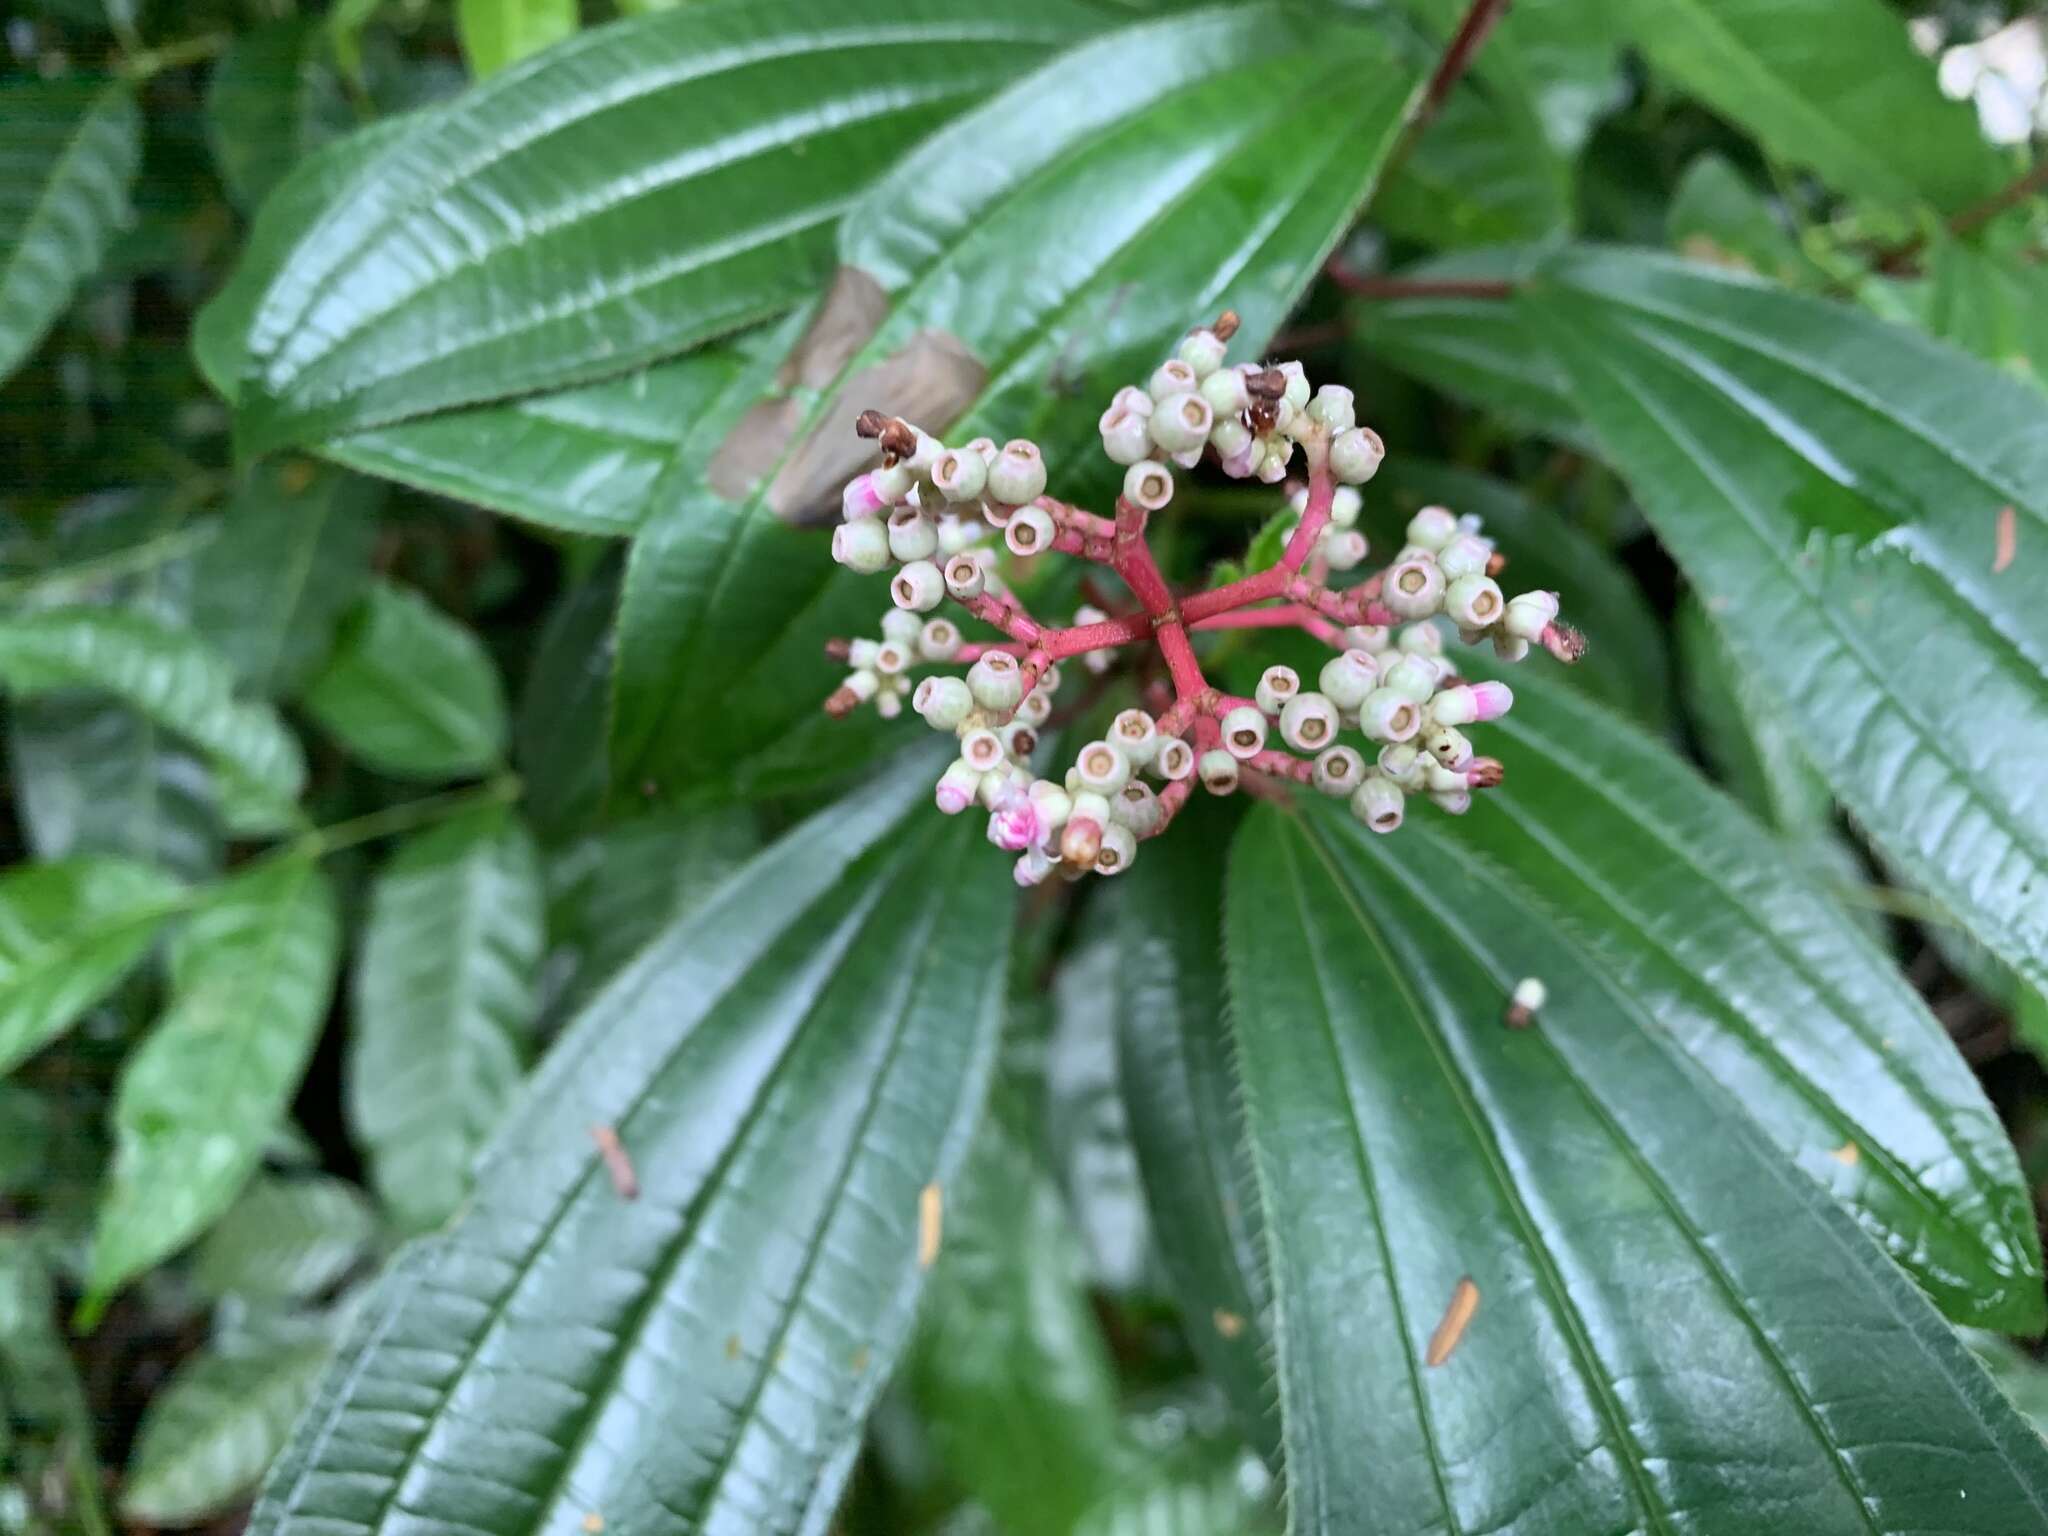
[4, 0, 2048, 1533]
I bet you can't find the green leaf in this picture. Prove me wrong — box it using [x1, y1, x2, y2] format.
[0, 1234, 109, 1536]
[8, 696, 220, 880]
[204, 19, 355, 211]
[121, 1316, 337, 1527]
[190, 460, 383, 697]
[89, 858, 340, 1304]
[193, 1173, 379, 1302]
[1111, 799, 1279, 1464]
[1071, 1430, 1274, 1536]
[0, 607, 307, 826]
[348, 804, 544, 1230]
[0, 1084, 55, 1196]
[544, 805, 760, 1015]
[1923, 236, 2048, 393]
[1371, 460, 1670, 728]
[1374, 84, 1570, 249]
[1455, 660, 2041, 1326]
[1353, 248, 1592, 449]
[0, 857, 184, 1080]
[195, 122, 750, 536]
[907, 1085, 1127, 1536]
[0, 77, 141, 383]
[247, 757, 1011, 1536]
[1521, 246, 2048, 992]
[1227, 794, 2048, 1532]
[1046, 933, 1153, 1292]
[1665, 152, 1809, 283]
[613, 4, 1425, 802]
[229, 0, 1103, 456]
[1612, 0, 2005, 216]
[516, 563, 619, 836]
[457, 0, 579, 78]
[301, 580, 508, 780]
[1676, 594, 1829, 829]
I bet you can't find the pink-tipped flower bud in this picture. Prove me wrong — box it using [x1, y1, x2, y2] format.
[987, 789, 1046, 852]
[1503, 590, 1560, 643]
[1014, 845, 1057, 887]
[935, 759, 982, 815]
[842, 472, 889, 521]
[1061, 816, 1104, 867]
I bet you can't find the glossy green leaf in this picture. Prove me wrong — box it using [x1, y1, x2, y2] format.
[1111, 799, 1278, 1463]
[1521, 246, 2048, 992]
[301, 580, 508, 780]
[1375, 87, 1570, 249]
[8, 696, 219, 880]
[1371, 460, 1670, 728]
[89, 858, 340, 1304]
[1227, 793, 2048, 1533]
[0, 606, 306, 823]
[1676, 594, 1829, 829]
[1047, 933, 1153, 1292]
[458, 0, 579, 78]
[191, 460, 383, 697]
[0, 77, 141, 383]
[195, 119, 747, 537]
[194, 1173, 380, 1301]
[230, 0, 1103, 456]
[204, 19, 355, 210]
[543, 805, 759, 1016]
[908, 1085, 1126, 1536]
[349, 803, 544, 1231]
[1611, 0, 2005, 215]
[1353, 249, 1592, 449]
[0, 857, 183, 1080]
[1071, 1430, 1274, 1536]
[122, 1316, 338, 1527]
[1457, 660, 2040, 1325]
[247, 757, 1011, 1536]
[612, 4, 1425, 802]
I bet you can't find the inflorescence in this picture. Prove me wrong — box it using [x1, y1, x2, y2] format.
[823, 310, 1584, 887]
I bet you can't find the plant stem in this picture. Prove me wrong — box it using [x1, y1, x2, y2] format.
[118, 31, 230, 80]
[292, 774, 523, 860]
[1324, 271, 1515, 301]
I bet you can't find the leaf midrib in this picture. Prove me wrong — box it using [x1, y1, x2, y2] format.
[1322, 814, 1897, 1533]
[1483, 704, 2024, 1271]
[262, 832, 921, 1536]
[1570, 326, 2048, 965]
[1287, 814, 1673, 1536]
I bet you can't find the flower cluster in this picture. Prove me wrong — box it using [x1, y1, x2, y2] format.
[822, 312, 1583, 885]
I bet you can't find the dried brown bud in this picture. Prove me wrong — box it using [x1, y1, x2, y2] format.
[1211, 309, 1241, 342]
[1245, 367, 1288, 401]
[1485, 551, 1507, 577]
[1466, 757, 1505, 789]
[854, 408, 888, 439]
[823, 637, 852, 662]
[824, 685, 861, 718]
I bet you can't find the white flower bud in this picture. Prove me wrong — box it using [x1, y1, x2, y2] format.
[890, 560, 945, 612]
[1219, 705, 1267, 759]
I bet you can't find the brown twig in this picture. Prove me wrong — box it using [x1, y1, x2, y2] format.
[1874, 160, 2048, 274]
[1419, 0, 1514, 126]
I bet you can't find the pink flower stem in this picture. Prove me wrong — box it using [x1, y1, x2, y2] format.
[1247, 749, 1314, 784]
